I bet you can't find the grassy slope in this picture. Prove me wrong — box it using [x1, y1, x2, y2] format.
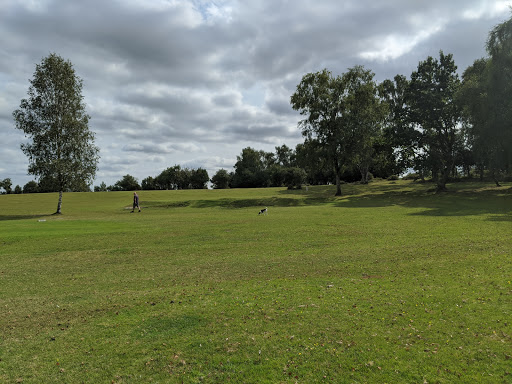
[0, 180, 511, 383]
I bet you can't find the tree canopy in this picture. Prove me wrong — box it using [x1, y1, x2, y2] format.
[291, 66, 387, 195]
[13, 53, 99, 213]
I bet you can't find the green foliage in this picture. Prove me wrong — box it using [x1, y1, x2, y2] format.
[22, 180, 39, 193]
[190, 168, 209, 189]
[460, 11, 512, 181]
[14, 185, 22, 194]
[295, 139, 335, 185]
[0, 181, 510, 383]
[94, 181, 108, 192]
[275, 144, 295, 167]
[231, 147, 269, 188]
[408, 51, 462, 192]
[380, 75, 418, 174]
[0, 178, 12, 194]
[113, 174, 140, 191]
[210, 169, 232, 189]
[291, 66, 387, 194]
[12, 53, 99, 212]
[456, 12, 512, 185]
[150, 166, 210, 190]
[283, 167, 306, 189]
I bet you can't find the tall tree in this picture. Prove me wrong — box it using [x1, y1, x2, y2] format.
[231, 147, 269, 188]
[380, 75, 418, 175]
[13, 53, 99, 213]
[275, 144, 295, 167]
[291, 69, 347, 195]
[0, 178, 12, 194]
[291, 67, 386, 194]
[155, 165, 182, 190]
[190, 168, 209, 189]
[407, 51, 461, 192]
[114, 174, 140, 191]
[210, 169, 231, 189]
[458, 59, 492, 180]
[485, 13, 512, 178]
[343, 66, 387, 183]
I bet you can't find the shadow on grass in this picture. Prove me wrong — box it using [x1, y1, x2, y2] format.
[334, 188, 511, 218]
[146, 196, 334, 209]
[0, 214, 50, 221]
[142, 182, 511, 218]
[194, 197, 304, 208]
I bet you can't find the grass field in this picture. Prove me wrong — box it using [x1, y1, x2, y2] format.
[0, 180, 511, 383]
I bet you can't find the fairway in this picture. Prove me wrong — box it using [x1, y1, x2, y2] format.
[0, 180, 511, 383]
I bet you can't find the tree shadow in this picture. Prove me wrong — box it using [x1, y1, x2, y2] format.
[193, 197, 304, 209]
[0, 214, 50, 221]
[334, 188, 512, 219]
[136, 182, 511, 220]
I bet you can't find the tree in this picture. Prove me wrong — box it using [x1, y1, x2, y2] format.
[114, 174, 140, 191]
[458, 59, 491, 180]
[407, 51, 462, 192]
[13, 53, 99, 213]
[141, 176, 157, 190]
[291, 66, 386, 194]
[380, 75, 418, 175]
[14, 185, 22, 194]
[291, 69, 346, 195]
[23, 180, 39, 194]
[210, 169, 231, 189]
[283, 167, 306, 189]
[155, 165, 182, 190]
[295, 140, 335, 185]
[275, 144, 295, 167]
[190, 168, 209, 189]
[94, 181, 108, 192]
[342, 66, 387, 183]
[231, 147, 269, 188]
[0, 178, 12, 194]
[481, 13, 512, 182]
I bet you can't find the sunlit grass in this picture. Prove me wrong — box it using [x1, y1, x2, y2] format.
[0, 180, 511, 383]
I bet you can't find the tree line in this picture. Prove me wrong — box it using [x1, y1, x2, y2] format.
[4, 14, 511, 203]
[289, 13, 512, 195]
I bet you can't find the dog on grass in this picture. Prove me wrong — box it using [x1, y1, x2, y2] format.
[258, 207, 268, 215]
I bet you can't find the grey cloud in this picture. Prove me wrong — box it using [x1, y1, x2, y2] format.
[1, 0, 509, 186]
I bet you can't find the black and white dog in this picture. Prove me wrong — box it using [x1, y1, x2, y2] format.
[258, 207, 268, 215]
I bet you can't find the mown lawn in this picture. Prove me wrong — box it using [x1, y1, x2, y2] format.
[0, 180, 511, 383]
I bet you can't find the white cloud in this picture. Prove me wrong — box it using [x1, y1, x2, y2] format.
[463, 0, 512, 19]
[1, 0, 510, 186]
[359, 23, 446, 61]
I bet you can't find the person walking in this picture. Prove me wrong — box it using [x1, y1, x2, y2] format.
[131, 191, 141, 212]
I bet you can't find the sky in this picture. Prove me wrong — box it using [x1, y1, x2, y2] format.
[1, 0, 511, 188]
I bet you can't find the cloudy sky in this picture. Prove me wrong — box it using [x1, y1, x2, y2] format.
[1, 0, 511, 188]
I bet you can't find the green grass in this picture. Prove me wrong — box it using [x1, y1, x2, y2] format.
[0, 180, 511, 383]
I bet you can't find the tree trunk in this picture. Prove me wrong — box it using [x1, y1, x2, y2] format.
[335, 173, 342, 196]
[491, 170, 501, 187]
[436, 168, 449, 193]
[360, 167, 369, 184]
[55, 190, 63, 214]
[333, 158, 342, 196]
